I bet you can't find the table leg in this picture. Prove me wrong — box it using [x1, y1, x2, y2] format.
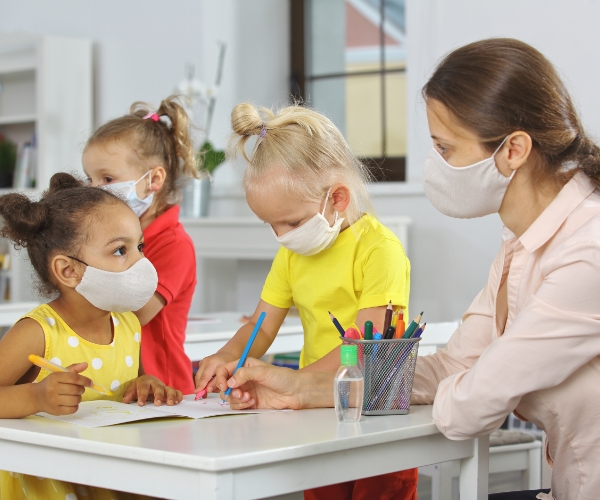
[459, 435, 489, 500]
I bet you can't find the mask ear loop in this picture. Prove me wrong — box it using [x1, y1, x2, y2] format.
[321, 188, 339, 225]
[492, 136, 510, 158]
[68, 255, 88, 266]
[132, 170, 153, 198]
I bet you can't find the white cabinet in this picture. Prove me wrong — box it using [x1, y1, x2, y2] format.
[0, 34, 93, 301]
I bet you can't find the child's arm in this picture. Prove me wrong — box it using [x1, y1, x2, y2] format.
[301, 306, 388, 372]
[194, 300, 288, 394]
[0, 319, 92, 418]
[134, 292, 167, 326]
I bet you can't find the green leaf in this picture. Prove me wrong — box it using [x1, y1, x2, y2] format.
[0, 138, 17, 174]
[199, 140, 226, 174]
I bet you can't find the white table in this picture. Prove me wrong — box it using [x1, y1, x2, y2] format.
[185, 312, 304, 361]
[0, 405, 489, 499]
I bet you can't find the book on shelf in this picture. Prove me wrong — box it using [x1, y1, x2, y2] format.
[13, 134, 37, 189]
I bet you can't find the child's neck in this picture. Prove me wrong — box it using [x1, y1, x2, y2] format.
[49, 292, 114, 345]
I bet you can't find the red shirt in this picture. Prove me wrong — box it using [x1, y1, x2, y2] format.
[142, 205, 196, 394]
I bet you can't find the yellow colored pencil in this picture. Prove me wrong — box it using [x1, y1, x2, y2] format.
[28, 354, 113, 397]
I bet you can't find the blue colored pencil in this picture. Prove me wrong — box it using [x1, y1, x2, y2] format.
[328, 311, 346, 337]
[223, 311, 266, 398]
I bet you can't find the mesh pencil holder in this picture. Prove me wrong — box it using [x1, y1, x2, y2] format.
[342, 337, 420, 415]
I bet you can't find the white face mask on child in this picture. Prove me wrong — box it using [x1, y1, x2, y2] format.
[103, 171, 154, 217]
[270, 189, 345, 256]
[70, 256, 158, 312]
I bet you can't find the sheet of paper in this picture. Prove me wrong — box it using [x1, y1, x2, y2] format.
[36, 395, 289, 427]
[36, 401, 172, 428]
[153, 394, 288, 419]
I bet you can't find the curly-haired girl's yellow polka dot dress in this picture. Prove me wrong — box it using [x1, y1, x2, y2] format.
[0, 304, 154, 500]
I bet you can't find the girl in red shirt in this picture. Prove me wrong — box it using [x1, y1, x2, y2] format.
[82, 96, 198, 394]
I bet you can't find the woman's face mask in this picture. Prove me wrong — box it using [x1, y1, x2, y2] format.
[104, 171, 154, 217]
[70, 256, 158, 312]
[270, 188, 345, 256]
[423, 118, 515, 220]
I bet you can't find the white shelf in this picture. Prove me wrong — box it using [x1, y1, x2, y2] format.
[0, 114, 36, 125]
[0, 62, 36, 76]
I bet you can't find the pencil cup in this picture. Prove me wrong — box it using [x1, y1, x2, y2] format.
[341, 337, 420, 415]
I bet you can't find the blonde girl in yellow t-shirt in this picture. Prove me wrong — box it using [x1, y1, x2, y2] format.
[0, 173, 182, 500]
[194, 103, 415, 500]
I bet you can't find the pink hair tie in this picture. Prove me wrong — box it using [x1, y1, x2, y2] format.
[143, 112, 160, 122]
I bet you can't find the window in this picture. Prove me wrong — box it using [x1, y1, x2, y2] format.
[291, 0, 407, 181]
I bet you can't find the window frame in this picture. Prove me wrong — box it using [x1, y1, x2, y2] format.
[290, 0, 406, 182]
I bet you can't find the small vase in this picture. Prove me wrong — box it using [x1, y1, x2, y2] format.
[181, 176, 212, 217]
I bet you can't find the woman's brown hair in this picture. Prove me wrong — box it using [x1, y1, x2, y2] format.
[423, 38, 600, 187]
[0, 173, 125, 298]
[85, 95, 200, 213]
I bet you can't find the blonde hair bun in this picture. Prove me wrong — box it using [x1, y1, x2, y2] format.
[228, 102, 373, 225]
[231, 103, 271, 137]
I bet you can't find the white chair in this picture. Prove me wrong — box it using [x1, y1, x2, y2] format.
[419, 431, 542, 500]
[417, 322, 542, 499]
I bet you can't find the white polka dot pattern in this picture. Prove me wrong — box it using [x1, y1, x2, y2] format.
[91, 358, 103, 369]
[133, 332, 140, 342]
[66, 493, 77, 500]
[45, 317, 55, 326]
[50, 357, 62, 366]
[111, 380, 120, 391]
[125, 355, 133, 367]
[112, 316, 119, 326]
[67, 336, 79, 348]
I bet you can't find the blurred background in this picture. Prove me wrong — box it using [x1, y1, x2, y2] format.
[0, 0, 599, 321]
[2, 1, 597, 495]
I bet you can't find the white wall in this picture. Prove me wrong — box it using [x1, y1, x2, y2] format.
[0, 0, 290, 150]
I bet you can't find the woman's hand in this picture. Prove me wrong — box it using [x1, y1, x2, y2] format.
[123, 375, 182, 406]
[34, 362, 92, 415]
[194, 351, 238, 396]
[215, 358, 315, 410]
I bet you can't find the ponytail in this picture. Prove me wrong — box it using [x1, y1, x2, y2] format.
[86, 95, 202, 214]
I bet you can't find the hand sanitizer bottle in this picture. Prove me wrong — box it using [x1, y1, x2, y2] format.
[334, 344, 364, 422]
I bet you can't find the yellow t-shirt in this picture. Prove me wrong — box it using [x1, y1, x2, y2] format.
[28, 304, 141, 401]
[0, 305, 150, 500]
[261, 214, 410, 368]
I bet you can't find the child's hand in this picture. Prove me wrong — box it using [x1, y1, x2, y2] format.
[122, 375, 182, 406]
[34, 362, 92, 416]
[194, 351, 238, 397]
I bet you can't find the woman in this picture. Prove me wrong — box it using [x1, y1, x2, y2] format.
[215, 38, 600, 500]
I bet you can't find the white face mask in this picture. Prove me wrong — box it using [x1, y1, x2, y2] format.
[104, 171, 154, 217]
[70, 256, 158, 312]
[270, 189, 345, 256]
[423, 138, 514, 218]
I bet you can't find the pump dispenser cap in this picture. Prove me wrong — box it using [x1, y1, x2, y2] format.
[340, 344, 358, 366]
